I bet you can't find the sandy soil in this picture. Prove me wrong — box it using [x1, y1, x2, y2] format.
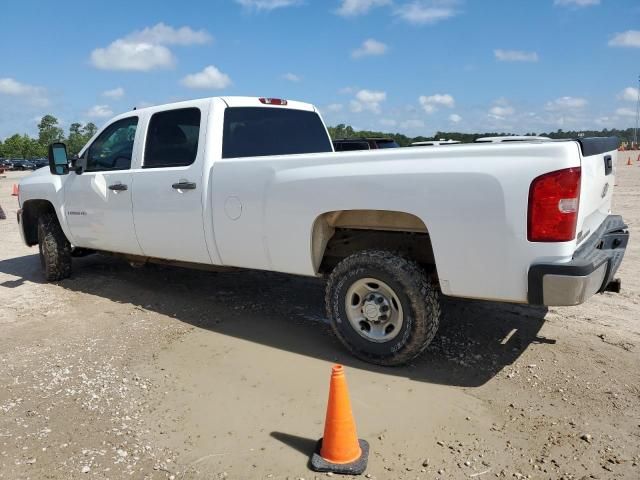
[1, 154, 639, 479]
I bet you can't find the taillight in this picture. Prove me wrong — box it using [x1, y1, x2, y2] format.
[259, 98, 287, 106]
[528, 167, 581, 242]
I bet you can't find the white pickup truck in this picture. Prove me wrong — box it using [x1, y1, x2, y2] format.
[16, 96, 629, 365]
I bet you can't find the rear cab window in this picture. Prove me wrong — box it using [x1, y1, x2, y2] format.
[375, 140, 400, 149]
[222, 107, 332, 159]
[334, 141, 370, 152]
[144, 108, 201, 168]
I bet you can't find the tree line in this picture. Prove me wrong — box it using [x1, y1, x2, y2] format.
[0, 115, 97, 160]
[328, 124, 638, 147]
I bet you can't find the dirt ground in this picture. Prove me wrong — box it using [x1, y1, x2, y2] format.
[1, 153, 639, 480]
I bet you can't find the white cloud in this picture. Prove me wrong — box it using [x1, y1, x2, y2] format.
[494, 49, 539, 62]
[545, 96, 588, 111]
[282, 72, 301, 82]
[336, 0, 391, 16]
[126, 23, 212, 45]
[0, 77, 49, 107]
[489, 105, 515, 118]
[102, 87, 125, 99]
[352, 38, 389, 58]
[449, 113, 462, 123]
[236, 0, 302, 11]
[90, 23, 211, 71]
[554, 0, 600, 7]
[325, 103, 344, 112]
[618, 87, 639, 102]
[87, 105, 113, 118]
[350, 89, 386, 114]
[339, 86, 356, 95]
[91, 40, 175, 71]
[394, 0, 458, 25]
[608, 30, 640, 48]
[0, 77, 42, 96]
[419, 93, 455, 113]
[487, 100, 516, 120]
[615, 107, 637, 117]
[181, 65, 232, 89]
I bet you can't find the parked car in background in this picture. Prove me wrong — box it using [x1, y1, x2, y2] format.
[474, 136, 551, 143]
[32, 158, 49, 169]
[11, 160, 37, 171]
[333, 137, 400, 151]
[1, 159, 16, 170]
[410, 140, 461, 147]
[333, 139, 370, 151]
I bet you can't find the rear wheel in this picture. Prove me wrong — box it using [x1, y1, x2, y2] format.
[325, 250, 440, 366]
[37, 213, 72, 281]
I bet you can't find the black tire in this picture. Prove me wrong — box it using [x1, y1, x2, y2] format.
[325, 250, 440, 366]
[37, 213, 72, 281]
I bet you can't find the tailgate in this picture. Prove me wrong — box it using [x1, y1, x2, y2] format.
[575, 137, 618, 245]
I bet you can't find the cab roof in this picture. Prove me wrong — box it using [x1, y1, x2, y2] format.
[125, 96, 317, 117]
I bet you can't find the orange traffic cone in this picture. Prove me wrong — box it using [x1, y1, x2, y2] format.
[627, 158, 632, 166]
[310, 365, 369, 475]
[11, 184, 19, 196]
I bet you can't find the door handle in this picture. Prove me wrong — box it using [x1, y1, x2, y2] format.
[108, 183, 128, 191]
[172, 181, 196, 190]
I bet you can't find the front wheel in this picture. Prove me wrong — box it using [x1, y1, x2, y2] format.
[37, 213, 72, 281]
[325, 250, 441, 366]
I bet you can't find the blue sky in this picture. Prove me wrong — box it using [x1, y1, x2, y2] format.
[1, 0, 639, 138]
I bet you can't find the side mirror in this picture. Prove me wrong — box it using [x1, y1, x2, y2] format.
[48, 142, 69, 175]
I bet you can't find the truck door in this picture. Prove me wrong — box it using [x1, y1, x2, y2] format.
[131, 105, 212, 264]
[63, 116, 143, 255]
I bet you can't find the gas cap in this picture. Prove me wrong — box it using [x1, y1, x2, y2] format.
[224, 196, 242, 220]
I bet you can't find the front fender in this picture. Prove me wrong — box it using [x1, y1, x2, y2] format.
[18, 170, 75, 245]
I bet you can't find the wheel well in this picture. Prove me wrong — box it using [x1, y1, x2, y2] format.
[312, 210, 436, 274]
[21, 200, 56, 246]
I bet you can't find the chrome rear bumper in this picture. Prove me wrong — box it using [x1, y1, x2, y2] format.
[528, 215, 628, 306]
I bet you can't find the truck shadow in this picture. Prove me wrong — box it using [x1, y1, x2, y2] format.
[0, 254, 553, 387]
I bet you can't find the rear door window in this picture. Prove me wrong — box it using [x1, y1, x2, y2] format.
[222, 107, 333, 158]
[144, 108, 201, 168]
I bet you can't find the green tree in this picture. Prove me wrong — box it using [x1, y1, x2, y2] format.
[83, 122, 97, 139]
[66, 122, 98, 156]
[3, 134, 26, 158]
[67, 123, 86, 156]
[2, 134, 46, 159]
[37, 115, 64, 148]
[24, 135, 45, 158]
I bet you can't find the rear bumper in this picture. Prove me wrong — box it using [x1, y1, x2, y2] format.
[528, 215, 628, 306]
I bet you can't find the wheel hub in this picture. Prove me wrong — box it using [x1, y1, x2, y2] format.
[362, 294, 390, 323]
[345, 278, 404, 343]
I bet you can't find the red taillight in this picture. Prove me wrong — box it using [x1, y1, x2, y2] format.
[259, 97, 287, 106]
[528, 167, 581, 242]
